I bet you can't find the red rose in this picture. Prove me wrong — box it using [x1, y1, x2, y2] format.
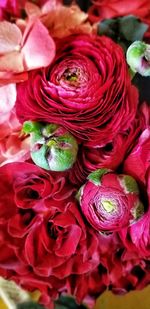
[97, 233, 147, 295]
[16, 33, 138, 146]
[67, 269, 106, 308]
[0, 162, 100, 307]
[89, 0, 150, 24]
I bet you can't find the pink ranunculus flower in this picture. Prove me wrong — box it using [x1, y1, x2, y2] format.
[78, 169, 144, 233]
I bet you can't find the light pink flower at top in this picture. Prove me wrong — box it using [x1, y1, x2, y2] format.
[0, 19, 55, 84]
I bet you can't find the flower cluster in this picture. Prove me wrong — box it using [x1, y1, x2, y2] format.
[0, 1, 150, 309]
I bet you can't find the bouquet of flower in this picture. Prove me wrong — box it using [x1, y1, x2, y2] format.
[0, 1, 150, 309]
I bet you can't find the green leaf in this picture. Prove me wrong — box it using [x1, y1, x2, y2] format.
[54, 295, 87, 309]
[98, 15, 148, 53]
[17, 301, 45, 309]
[119, 15, 148, 42]
[98, 18, 118, 40]
[87, 168, 110, 185]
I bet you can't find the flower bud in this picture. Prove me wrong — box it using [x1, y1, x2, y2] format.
[22, 121, 78, 171]
[78, 169, 144, 232]
[127, 41, 150, 76]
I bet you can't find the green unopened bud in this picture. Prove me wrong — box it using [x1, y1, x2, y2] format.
[127, 41, 150, 76]
[24, 122, 78, 171]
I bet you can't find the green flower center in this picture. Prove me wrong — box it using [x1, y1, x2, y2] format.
[101, 199, 117, 213]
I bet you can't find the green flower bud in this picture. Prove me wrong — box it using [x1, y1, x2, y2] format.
[126, 41, 150, 76]
[23, 122, 78, 171]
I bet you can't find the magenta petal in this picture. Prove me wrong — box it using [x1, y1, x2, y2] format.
[22, 20, 56, 70]
[124, 128, 150, 184]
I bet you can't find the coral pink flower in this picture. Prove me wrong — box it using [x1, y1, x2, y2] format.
[0, 19, 55, 84]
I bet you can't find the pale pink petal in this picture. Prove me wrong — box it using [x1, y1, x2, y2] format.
[21, 20, 55, 70]
[0, 51, 24, 72]
[0, 108, 21, 140]
[0, 83, 16, 123]
[0, 21, 22, 54]
[41, 0, 61, 14]
[0, 134, 31, 166]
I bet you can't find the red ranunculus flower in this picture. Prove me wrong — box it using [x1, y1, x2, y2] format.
[16, 33, 138, 146]
[69, 103, 148, 186]
[89, 0, 150, 24]
[0, 162, 100, 308]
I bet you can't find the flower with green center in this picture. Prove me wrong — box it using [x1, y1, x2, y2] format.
[101, 199, 117, 213]
[22, 121, 78, 171]
[127, 41, 150, 76]
[78, 168, 144, 232]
